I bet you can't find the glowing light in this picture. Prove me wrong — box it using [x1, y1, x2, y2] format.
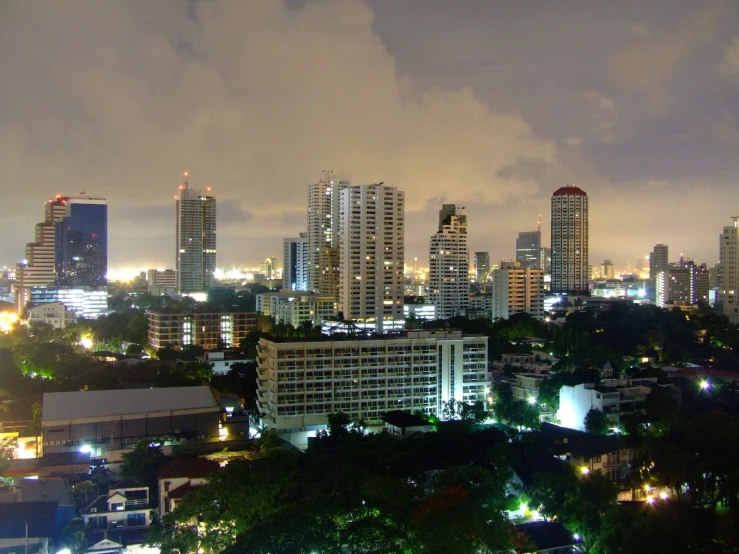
[79, 444, 92, 454]
[580, 466, 590, 475]
[183, 170, 189, 178]
[527, 396, 538, 405]
[0, 311, 19, 333]
[646, 496, 655, 504]
[659, 491, 669, 500]
[610, 427, 622, 434]
[644, 485, 652, 493]
[79, 337, 93, 350]
[700, 380, 711, 390]
[573, 534, 581, 542]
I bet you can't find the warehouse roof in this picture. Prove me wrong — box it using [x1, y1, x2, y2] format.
[43, 386, 219, 422]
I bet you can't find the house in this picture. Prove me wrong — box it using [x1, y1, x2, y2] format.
[0, 477, 75, 535]
[539, 423, 633, 482]
[517, 521, 581, 553]
[157, 457, 220, 517]
[81, 480, 153, 533]
[0, 502, 56, 554]
[381, 411, 434, 438]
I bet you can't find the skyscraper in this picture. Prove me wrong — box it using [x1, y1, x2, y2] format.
[474, 252, 490, 282]
[516, 230, 542, 269]
[307, 171, 349, 294]
[717, 218, 739, 322]
[649, 243, 668, 300]
[491, 261, 544, 320]
[429, 205, 469, 319]
[55, 195, 108, 287]
[283, 233, 309, 291]
[550, 185, 589, 294]
[338, 183, 404, 332]
[176, 173, 216, 294]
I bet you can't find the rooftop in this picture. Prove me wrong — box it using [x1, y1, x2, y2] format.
[158, 457, 220, 480]
[381, 410, 433, 429]
[0, 477, 73, 506]
[552, 184, 587, 197]
[43, 386, 219, 422]
[0, 502, 57, 539]
[539, 422, 631, 458]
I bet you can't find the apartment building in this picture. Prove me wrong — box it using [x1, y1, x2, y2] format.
[148, 307, 256, 350]
[256, 290, 337, 327]
[491, 261, 544, 320]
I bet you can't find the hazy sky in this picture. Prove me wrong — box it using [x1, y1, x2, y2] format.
[1, 0, 738, 273]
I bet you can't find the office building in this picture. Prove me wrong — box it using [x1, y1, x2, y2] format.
[429, 204, 469, 319]
[491, 261, 544, 320]
[474, 252, 490, 282]
[26, 302, 77, 330]
[283, 233, 309, 291]
[176, 173, 216, 294]
[717, 218, 739, 322]
[550, 186, 589, 294]
[256, 290, 337, 327]
[55, 195, 107, 287]
[148, 307, 256, 350]
[256, 330, 488, 432]
[656, 259, 710, 307]
[307, 171, 349, 293]
[649, 243, 669, 299]
[338, 183, 405, 332]
[29, 286, 108, 319]
[516, 230, 542, 269]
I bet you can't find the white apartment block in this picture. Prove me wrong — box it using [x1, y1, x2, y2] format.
[491, 262, 544, 320]
[256, 330, 488, 431]
[307, 171, 349, 293]
[176, 177, 216, 294]
[429, 204, 469, 320]
[256, 290, 337, 327]
[551, 185, 589, 294]
[283, 233, 309, 291]
[717, 218, 739, 323]
[26, 301, 77, 329]
[338, 183, 405, 332]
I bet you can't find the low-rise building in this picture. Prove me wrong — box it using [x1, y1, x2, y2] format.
[42, 386, 223, 460]
[81, 480, 152, 536]
[257, 330, 488, 433]
[26, 301, 77, 329]
[256, 290, 337, 327]
[381, 410, 434, 438]
[0, 502, 56, 554]
[492, 353, 551, 375]
[148, 307, 257, 350]
[557, 377, 653, 431]
[157, 457, 220, 517]
[200, 350, 252, 375]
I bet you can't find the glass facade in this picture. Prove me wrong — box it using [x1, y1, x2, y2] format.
[55, 199, 107, 287]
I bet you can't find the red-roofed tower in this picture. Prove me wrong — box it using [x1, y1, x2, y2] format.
[551, 185, 589, 294]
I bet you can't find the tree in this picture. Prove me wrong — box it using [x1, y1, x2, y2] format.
[584, 408, 611, 435]
[120, 439, 167, 489]
[61, 518, 88, 554]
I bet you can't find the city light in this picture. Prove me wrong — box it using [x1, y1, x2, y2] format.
[79, 337, 94, 349]
[580, 466, 590, 475]
[659, 491, 669, 500]
[700, 380, 711, 390]
[527, 396, 537, 405]
[0, 311, 19, 333]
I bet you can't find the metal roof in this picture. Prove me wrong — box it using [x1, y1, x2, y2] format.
[42, 386, 219, 422]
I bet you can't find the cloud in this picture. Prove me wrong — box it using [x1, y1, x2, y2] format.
[613, 3, 724, 111]
[625, 22, 651, 40]
[719, 36, 739, 80]
[0, 0, 555, 267]
[582, 90, 617, 143]
[713, 119, 739, 150]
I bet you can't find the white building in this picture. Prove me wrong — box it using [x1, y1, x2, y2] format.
[81, 482, 153, 532]
[717, 218, 739, 322]
[429, 204, 469, 319]
[176, 173, 216, 294]
[256, 330, 487, 432]
[491, 262, 544, 320]
[468, 293, 492, 320]
[256, 290, 337, 327]
[404, 303, 436, 321]
[338, 183, 405, 332]
[157, 457, 219, 518]
[26, 301, 77, 329]
[550, 185, 589, 294]
[649, 243, 669, 298]
[283, 233, 309, 291]
[29, 286, 108, 319]
[557, 377, 653, 430]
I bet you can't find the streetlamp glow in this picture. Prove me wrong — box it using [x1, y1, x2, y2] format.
[699, 380, 711, 390]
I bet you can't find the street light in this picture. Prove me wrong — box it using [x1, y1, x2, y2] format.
[699, 380, 711, 390]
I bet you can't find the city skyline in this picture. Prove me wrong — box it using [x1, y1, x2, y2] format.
[2, 1, 738, 269]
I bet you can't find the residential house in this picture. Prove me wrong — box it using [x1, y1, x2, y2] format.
[81, 480, 153, 533]
[157, 457, 220, 517]
[381, 411, 434, 438]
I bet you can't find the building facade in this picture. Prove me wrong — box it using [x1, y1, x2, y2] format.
[28, 286, 108, 319]
[26, 301, 77, 330]
[474, 251, 490, 283]
[282, 234, 309, 291]
[429, 204, 469, 320]
[148, 308, 256, 350]
[550, 186, 589, 294]
[557, 378, 652, 430]
[717, 218, 739, 322]
[656, 260, 710, 307]
[491, 261, 545, 320]
[256, 330, 487, 431]
[338, 183, 405, 332]
[256, 290, 337, 327]
[176, 174, 216, 294]
[516, 230, 541, 270]
[649, 243, 669, 300]
[55, 195, 108, 287]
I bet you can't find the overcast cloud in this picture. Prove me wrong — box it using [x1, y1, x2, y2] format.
[1, 0, 738, 273]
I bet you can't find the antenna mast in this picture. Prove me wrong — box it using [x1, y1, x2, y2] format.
[537, 214, 542, 233]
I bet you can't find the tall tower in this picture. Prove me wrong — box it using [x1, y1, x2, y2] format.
[550, 185, 589, 294]
[55, 194, 108, 287]
[176, 172, 216, 295]
[338, 183, 404, 332]
[717, 218, 739, 322]
[474, 252, 490, 282]
[649, 243, 668, 300]
[429, 205, 469, 319]
[307, 171, 349, 294]
[282, 233, 309, 291]
[516, 230, 542, 269]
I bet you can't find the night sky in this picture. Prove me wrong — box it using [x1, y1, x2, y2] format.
[1, 0, 738, 273]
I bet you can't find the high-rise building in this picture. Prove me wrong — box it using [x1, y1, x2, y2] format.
[282, 233, 309, 291]
[474, 252, 491, 282]
[491, 261, 544, 320]
[649, 243, 668, 299]
[717, 218, 739, 322]
[656, 259, 710, 308]
[429, 205, 469, 320]
[601, 259, 615, 280]
[516, 230, 542, 269]
[307, 171, 349, 293]
[338, 183, 404, 331]
[539, 247, 551, 274]
[550, 185, 589, 294]
[176, 173, 216, 295]
[55, 195, 108, 287]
